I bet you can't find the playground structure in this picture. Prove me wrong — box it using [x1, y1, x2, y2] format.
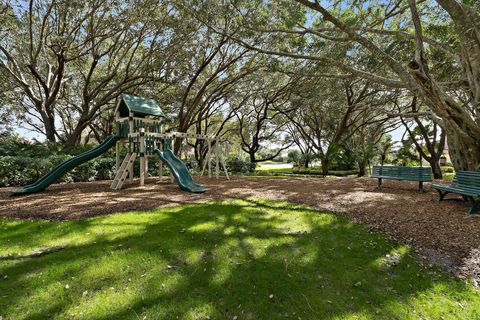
[111, 94, 229, 192]
[11, 94, 229, 195]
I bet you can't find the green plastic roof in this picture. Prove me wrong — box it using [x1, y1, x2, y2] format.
[121, 94, 165, 117]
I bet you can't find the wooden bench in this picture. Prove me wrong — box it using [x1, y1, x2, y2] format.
[371, 165, 433, 193]
[431, 171, 480, 214]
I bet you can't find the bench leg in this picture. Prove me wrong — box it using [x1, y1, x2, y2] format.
[467, 197, 478, 214]
[377, 178, 382, 191]
[418, 181, 424, 193]
[435, 189, 448, 201]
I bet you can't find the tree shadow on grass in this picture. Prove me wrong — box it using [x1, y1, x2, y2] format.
[0, 200, 478, 319]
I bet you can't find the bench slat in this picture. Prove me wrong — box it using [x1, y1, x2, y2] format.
[372, 166, 433, 182]
[432, 184, 479, 196]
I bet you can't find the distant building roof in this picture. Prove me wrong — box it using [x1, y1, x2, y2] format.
[120, 94, 165, 117]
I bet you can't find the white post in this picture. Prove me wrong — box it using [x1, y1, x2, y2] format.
[170, 135, 175, 182]
[145, 156, 149, 178]
[215, 140, 220, 179]
[207, 139, 212, 178]
[128, 114, 134, 183]
[159, 160, 163, 181]
[158, 138, 163, 181]
[115, 141, 120, 172]
[221, 142, 230, 180]
[201, 140, 207, 177]
[140, 128, 145, 186]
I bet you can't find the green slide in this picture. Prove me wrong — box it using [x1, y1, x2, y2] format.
[154, 148, 206, 193]
[11, 135, 122, 195]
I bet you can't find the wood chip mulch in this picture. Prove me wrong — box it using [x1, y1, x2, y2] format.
[1, 176, 479, 284]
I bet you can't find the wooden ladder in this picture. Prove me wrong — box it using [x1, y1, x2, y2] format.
[111, 153, 136, 190]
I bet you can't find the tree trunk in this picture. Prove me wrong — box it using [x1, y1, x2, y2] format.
[43, 120, 56, 143]
[380, 153, 386, 166]
[173, 137, 182, 156]
[406, 0, 480, 171]
[357, 159, 366, 177]
[64, 121, 87, 150]
[39, 108, 56, 143]
[409, 76, 480, 170]
[249, 151, 256, 163]
[430, 158, 443, 179]
[444, 124, 480, 171]
[303, 158, 309, 168]
[321, 157, 330, 177]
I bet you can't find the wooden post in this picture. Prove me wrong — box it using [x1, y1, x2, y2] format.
[221, 142, 230, 180]
[170, 134, 175, 182]
[128, 114, 134, 183]
[208, 139, 212, 178]
[140, 128, 145, 186]
[201, 145, 207, 177]
[145, 155, 149, 178]
[115, 141, 120, 172]
[159, 160, 163, 181]
[158, 142, 163, 182]
[215, 140, 220, 179]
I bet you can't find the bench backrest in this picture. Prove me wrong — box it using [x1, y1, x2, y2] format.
[453, 171, 480, 193]
[372, 165, 433, 181]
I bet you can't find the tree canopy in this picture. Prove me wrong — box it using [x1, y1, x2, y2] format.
[1, 0, 478, 173]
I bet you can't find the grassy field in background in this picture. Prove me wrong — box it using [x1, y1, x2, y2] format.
[254, 164, 456, 181]
[255, 164, 358, 177]
[1, 199, 479, 319]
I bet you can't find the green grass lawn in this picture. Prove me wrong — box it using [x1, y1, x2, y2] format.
[255, 166, 293, 173]
[254, 164, 359, 178]
[1, 200, 479, 319]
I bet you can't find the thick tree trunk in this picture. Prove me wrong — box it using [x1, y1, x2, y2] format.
[303, 158, 309, 168]
[173, 138, 182, 156]
[39, 108, 56, 143]
[43, 119, 56, 143]
[444, 124, 480, 171]
[357, 159, 366, 177]
[409, 1, 480, 171]
[64, 121, 87, 150]
[249, 152, 256, 163]
[321, 157, 330, 177]
[429, 158, 443, 179]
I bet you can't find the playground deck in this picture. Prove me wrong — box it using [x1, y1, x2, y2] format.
[1, 176, 479, 284]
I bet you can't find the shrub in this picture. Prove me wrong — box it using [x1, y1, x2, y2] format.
[292, 167, 322, 175]
[0, 134, 51, 157]
[95, 158, 117, 180]
[183, 159, 199, 170]
[441, 166, 455, 173]
[0, 155, 118, 187]
[227, 158, 256, 173]
[329, 170, 359, 177]
[70, 162, 98, 182]
[0, 157, 31, 186]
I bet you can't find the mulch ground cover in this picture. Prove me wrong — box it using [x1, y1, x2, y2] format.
[1, 176, 479, 284]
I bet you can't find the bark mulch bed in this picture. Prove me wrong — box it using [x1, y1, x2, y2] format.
[1, 176, 479, 284]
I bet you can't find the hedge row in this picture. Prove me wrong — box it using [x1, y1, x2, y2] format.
[291, 167, 359, 176]
[0, 156, 117, 187]
[0, 156, 255, 188]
